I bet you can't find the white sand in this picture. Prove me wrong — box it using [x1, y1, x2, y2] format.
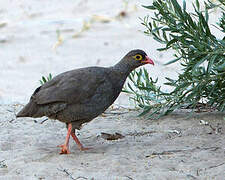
[0, 104, 225, 179]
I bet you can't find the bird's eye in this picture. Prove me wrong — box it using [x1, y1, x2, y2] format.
[133, 54, 143, 61]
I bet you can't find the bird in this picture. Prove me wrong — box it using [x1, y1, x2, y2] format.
[16, 49, 154, 154]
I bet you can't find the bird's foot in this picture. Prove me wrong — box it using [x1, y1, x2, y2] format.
[71, 132, 92, 151]
[79, 146, 92, 151]
[57, 144, 70, 154]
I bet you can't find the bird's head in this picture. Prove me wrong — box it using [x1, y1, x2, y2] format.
[122, 49, 154, 70]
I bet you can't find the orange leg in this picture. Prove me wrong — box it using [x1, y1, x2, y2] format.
[57, 123, 72, 154]
[71, 132, 92, 151]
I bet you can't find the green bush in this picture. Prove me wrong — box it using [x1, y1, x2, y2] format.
[124, 0, 225, 118]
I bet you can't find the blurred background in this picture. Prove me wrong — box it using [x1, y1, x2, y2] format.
[0, 0, 220, 106]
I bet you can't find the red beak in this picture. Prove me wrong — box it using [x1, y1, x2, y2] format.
[143, 56, 154, 65]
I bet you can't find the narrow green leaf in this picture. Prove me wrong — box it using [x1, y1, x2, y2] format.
[157, 47, 170, 51]
[183, 0, 186, 11]
[187, 14, 196, 28]
[207, 55, 217, 73]
[199, 12, 211, 36]
[127, 83, 134, 92]
[171, 0, 183, 18]
[192, 55, 209, 72]
[142, 5, 156, 10]
[122, 89, 132, 94]
[138, 106, 152, 116]
[164, 57, 182, 65]
[42, 76, 47, 83]
[153, 36, 164, 43]
[196, 0, 200, 11]
[166, 38, 178, 48]
[205, 4, 209, 23]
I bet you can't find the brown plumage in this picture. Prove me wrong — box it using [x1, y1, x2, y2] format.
[17, 49, 154, 154]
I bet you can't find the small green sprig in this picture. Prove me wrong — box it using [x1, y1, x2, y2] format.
[39, 73, 53, 85]
[123, 68, 166, 118]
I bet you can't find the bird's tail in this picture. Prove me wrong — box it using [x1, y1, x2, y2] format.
[16, 101, 41, 118]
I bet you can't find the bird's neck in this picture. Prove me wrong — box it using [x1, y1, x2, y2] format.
[111, 60, 133, 77]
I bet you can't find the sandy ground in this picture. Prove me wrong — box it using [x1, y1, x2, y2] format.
[0, 104, 225, 179]
[1, 0, 225, 179]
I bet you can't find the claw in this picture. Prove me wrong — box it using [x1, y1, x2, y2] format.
[71, 132, 92, 151]
[79, 146, 92, 151]
[57, 144, 70, 154]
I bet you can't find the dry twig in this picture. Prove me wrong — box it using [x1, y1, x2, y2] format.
[57, 167, 88, 180]
[146, 146, 220, 158]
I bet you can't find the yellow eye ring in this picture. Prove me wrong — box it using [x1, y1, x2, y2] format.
[133, 54, 143, 61]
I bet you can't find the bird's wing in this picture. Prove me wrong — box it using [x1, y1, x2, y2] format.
[32, 67, 108, 105]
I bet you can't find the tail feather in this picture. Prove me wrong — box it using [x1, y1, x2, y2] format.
[16, 101, 42, 118]
[16, 107, 30, 117]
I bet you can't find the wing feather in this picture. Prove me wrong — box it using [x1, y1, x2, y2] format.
[32, 67, 107, 105]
